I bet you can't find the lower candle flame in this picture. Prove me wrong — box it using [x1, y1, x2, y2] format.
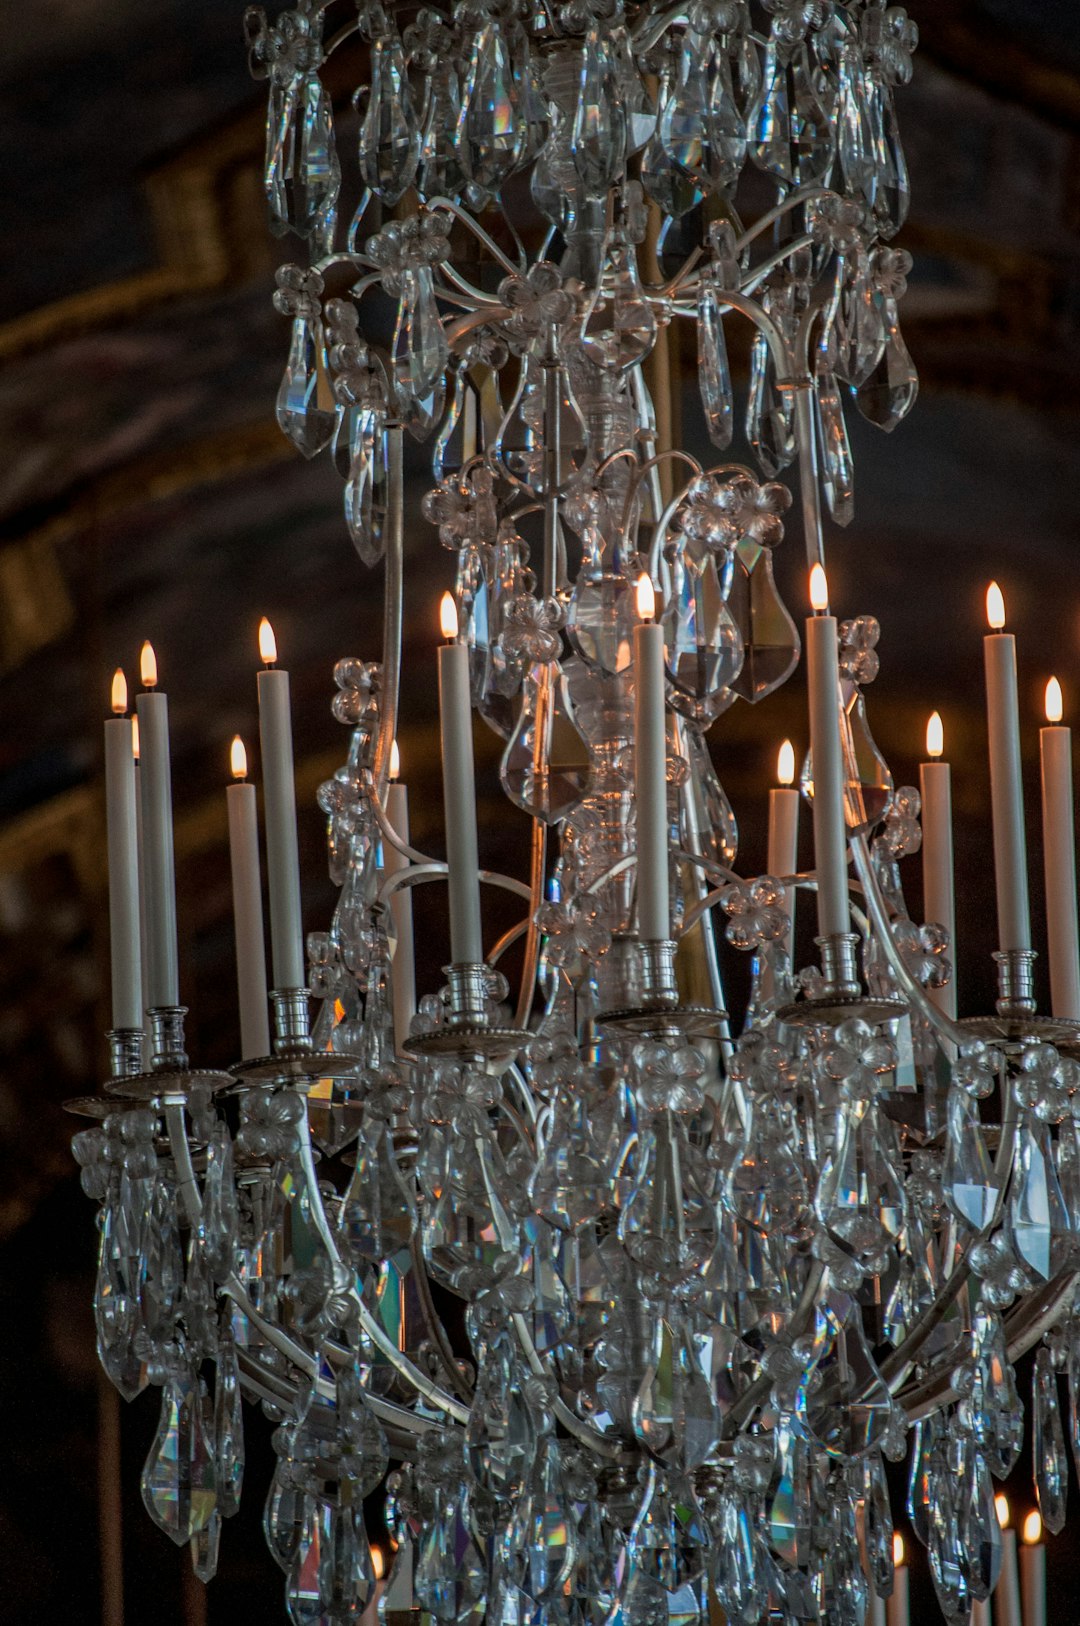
[926, 710, 944, 759]
[259, 616, 278, 665]
[995, 1493, 1010, 1529]
[1022, 1510, 1042, 1546]
[1046, 675, 1063, 724]
[892, 1533, 905, 1566]
[139, 640, 158, 688]
[389, 739, 401, 780]
[777, 739, 795, 787]
[439, 591, 459, 641]
[230, 735, 248, 780]
[111, 668, 128, 715]
[636, 572, 656, 622]
[809, 562, 829, 613]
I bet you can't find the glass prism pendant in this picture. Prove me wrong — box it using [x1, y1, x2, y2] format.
[501, 663, 591, 824]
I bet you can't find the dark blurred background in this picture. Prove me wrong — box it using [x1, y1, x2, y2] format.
[3, 2, 1080, 1621]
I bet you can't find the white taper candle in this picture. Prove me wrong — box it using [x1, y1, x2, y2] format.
[227, 736, 271, 1059]
[920, 711, 957, 1020]
[257, 619, 306, 990]
[633, 574, 670, 942]
[993, 1498, 1021, 1626]
[384, 744, 417, 1051]
[1019, 1512, 1045, 1626]
[135, 642, 179, 1008]
[768, 739, 800, 963]
[104, 670, 142, 1031]
[806, 565, 850, 939]
[983, 583, 1031, 953]
[1039, 677, 1080, 1020]
[885, 1535, 909, 1626]
[438, 595, 484, 965]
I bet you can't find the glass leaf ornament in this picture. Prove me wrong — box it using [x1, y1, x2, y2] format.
[746, 329, 796, 478]
[661, 549, 744, 717]
[725, 538, 801, 703]
[500, 662, 591, 824]
[697, 277, 734, 451]
[357, 28, 420, 204]
[392, 267, 448, 436]
[141, 1365, 218, 1546]
[1009, 1117, 1071, 1283]
[579, 237, 658, 373]
[277, 314, 336, 458]
[572, 25, 627, 196]
[1034, 1346, 1069, 1534]
[942, 1085, 999, 1233]
[266, 72, 340, 243]
[815, 363, 855, 526]
[343, 407, 388, 566]
[456, 20, 522, 197]
[566, 571, 637, 677]
[632, 1319, 721, 1472]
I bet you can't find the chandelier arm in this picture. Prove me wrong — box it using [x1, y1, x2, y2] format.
[424, 197, 525, 277]
[504, 1062, 540, 1124]
[1004, 1267, 1079, 1364]
[628, 364, 667, 524]
[515, 820, 547, 1029]
[294, 1103, 474, 1423]
[374, 424, 404, 797]
[720, 1258, 828, 1436]
[850, 835, 967, 1049]
[376, 863, 534, 904]
[408, 1229, 478, 1405]
[490, 918, 530, 965]
[436, 263, 505, 306]
[878, 1092, 1018, 1398]
[471, 1134, 631, 1460]
[739, 234, 816, 301]
[733, 188, 834, 254]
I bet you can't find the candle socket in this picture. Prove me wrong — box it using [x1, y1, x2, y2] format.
[271, 988, 312, 1056]
[994, 948, 1037, 1019]
[148, 1006, 189, 1072]
[445, 962, 491, 1029]
[816, 932, 862, 1000]
[636, 939, 680, 1007]
[108, 1027, 145, 1079]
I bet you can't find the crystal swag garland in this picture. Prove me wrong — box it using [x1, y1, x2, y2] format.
[72, 2, 1080, 1623]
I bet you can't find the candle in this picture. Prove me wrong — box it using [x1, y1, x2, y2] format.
[135, 641, 179, 1008]
[994, 1496, 1021, 1626]
[227, 736, 271, 1059]
[633, 573, 670, 942]
[971, 1597, 992, 1625]
[886, 1533, 909, 1626]
[257, 618, 306, 990]
[806, 564, 850, 939]
[768, 738, 800, 963]
[438, 594, 484, 965]
[1039, 677, 1080, 1019]
[383, 740, 417, 1052]
[1019, 1510, 1045, 1626]
[983, 583, 1031, 953]
[104, 669, 142, 1031]
[920, 710, 957, 1019]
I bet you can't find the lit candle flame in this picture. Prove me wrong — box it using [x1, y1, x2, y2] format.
[111, 668, 128, 716]
[892, 1533, 905, 1566]
[259, 616, 278, 665]
[809, 563, 829, 613]
[140, 640, 158, 688]
[389, 739, 401, 781]
[131, 715, 140, 761]
[636, 572, 656, 622]
[995, 1494, 1010, 1530]
[1046, 676, 1063, 724]
[986, 581, 1006, 631]
[777, 739, 795, 787]
[1021, 1510, 1042, 1546]
[230, 735, 248, 780]
[926, 710, 944, 759]
[439, 591, 459, 641]
[371, 1546, 387, 1581]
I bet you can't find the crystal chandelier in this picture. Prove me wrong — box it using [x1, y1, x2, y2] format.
[71, 2, 1080, 1623]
